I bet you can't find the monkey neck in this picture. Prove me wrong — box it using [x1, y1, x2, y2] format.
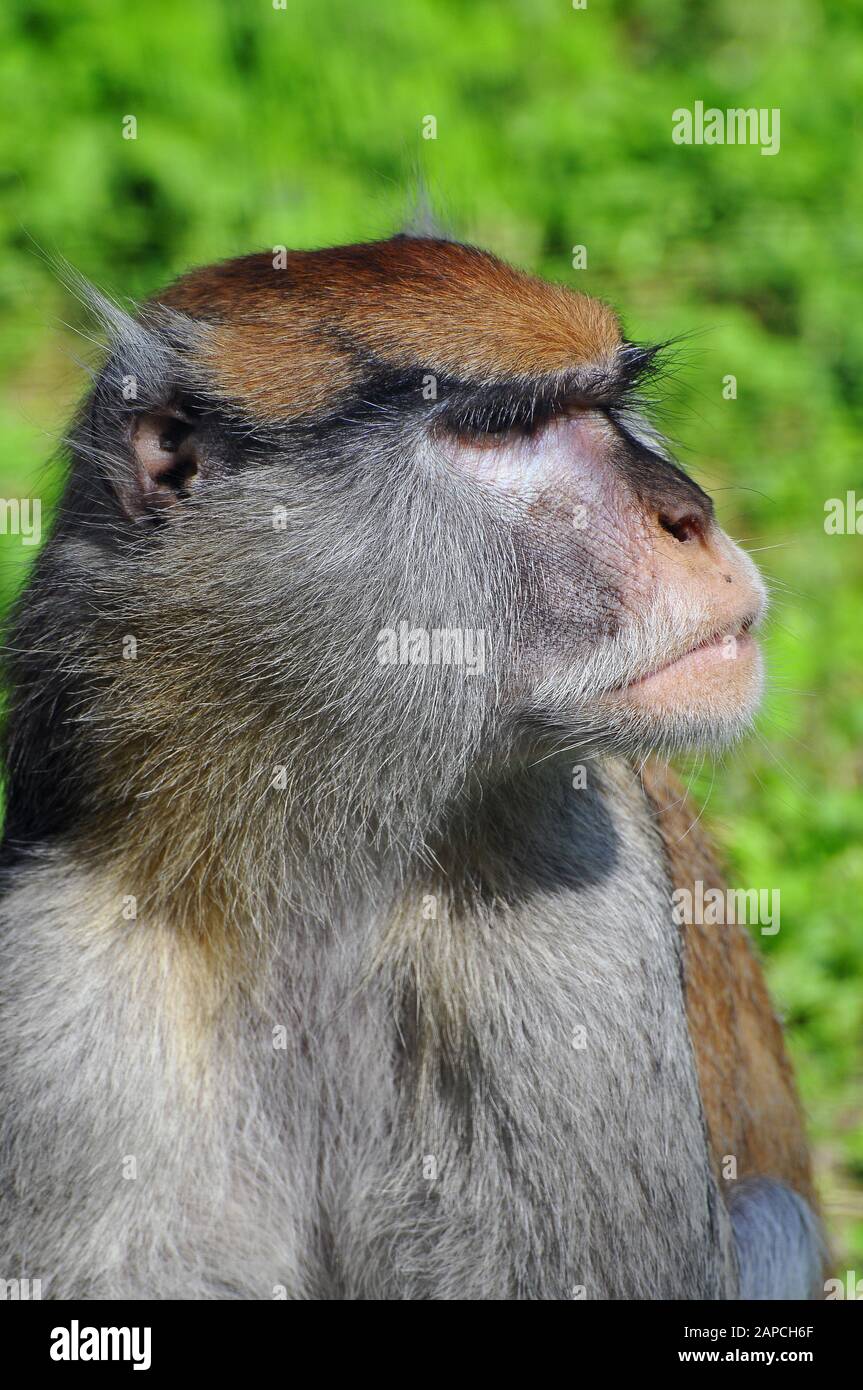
[83, 741, 643, 979]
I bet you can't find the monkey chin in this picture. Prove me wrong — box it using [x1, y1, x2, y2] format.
[598, 632, 766, 756]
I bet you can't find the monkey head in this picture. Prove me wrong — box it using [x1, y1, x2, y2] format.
[130, 237, 765, 754]
[3, 237, 766, 856]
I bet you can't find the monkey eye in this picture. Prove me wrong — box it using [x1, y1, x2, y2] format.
[444, 416, 544, 449]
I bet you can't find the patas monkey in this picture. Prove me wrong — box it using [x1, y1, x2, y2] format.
[0, 237, 824, 1299]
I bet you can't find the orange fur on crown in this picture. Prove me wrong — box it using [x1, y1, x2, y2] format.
[640, 757, 816, 1207]
[156, 237, 622, 422]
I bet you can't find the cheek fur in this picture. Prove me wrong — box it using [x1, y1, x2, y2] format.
[438, 410, 646, 642]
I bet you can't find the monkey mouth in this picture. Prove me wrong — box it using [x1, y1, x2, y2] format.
[624, 623, 757, 693]
[601, 606, 763, 704]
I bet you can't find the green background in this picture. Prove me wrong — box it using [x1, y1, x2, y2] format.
[1, 0, 861, 1275]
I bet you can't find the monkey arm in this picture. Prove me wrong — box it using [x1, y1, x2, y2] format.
[639, 757, 816, 1208]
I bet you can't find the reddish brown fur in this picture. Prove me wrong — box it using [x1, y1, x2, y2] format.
[157, 237, 622, 422]
[641, 758, 816, 1206]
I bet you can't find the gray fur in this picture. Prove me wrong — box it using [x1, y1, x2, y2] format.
[0, 768, 738, 1300]
[728, 1179, 826, 1300]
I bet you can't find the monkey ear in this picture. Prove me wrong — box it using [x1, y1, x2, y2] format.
[122, 409, 203, 518]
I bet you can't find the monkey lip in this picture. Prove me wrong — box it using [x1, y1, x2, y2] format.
[620, 628, 758, 696]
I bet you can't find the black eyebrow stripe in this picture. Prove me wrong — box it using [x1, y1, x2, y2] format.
[431, 343, 666, 433]
[286, 341, 667, 439]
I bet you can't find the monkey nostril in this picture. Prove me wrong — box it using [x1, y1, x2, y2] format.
[658, 510, 703, 544]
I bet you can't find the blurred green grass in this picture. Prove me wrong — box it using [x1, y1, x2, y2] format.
[1, 0, 861, 1271]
